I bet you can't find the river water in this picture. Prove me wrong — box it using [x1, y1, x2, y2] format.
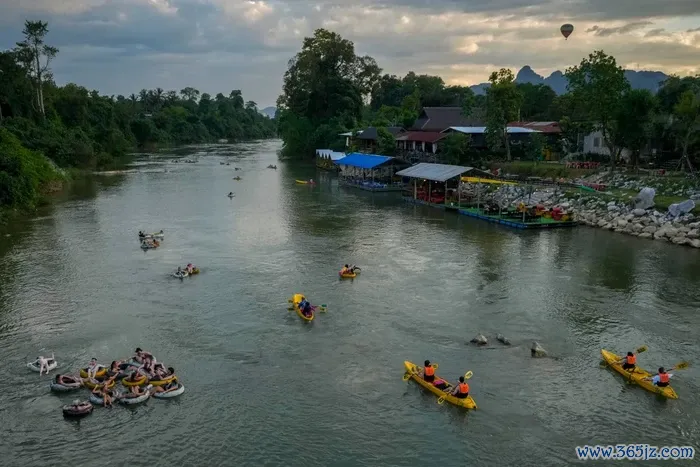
[1, 140, 699, 466]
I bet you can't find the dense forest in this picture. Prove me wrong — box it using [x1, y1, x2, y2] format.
[277, 29, 700, 168]
[0, 20, 276, 210]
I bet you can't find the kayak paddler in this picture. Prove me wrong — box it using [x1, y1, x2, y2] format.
[643, 367, 673, 387]
[421, 360, 436, 382]
[617, 351, 637, 372]
[450, 376, 470, 399]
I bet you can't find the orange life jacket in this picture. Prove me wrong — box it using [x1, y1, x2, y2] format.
[626, 355, 636, 365]
[659, 372, 669, 383]
[458, 382, 469, 394]
[424, 366, 435, 377]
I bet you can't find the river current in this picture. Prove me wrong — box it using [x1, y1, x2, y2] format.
[1, 140, 699, 466]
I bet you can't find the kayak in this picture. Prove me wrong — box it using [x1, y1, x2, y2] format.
[403, 361, 477, 409]
[600, 349, 678, 399]
[339, 271, 356, 279]
[291, 293, 314, 322]
[295, 180, 315, 185]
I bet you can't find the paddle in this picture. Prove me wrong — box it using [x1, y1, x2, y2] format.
[437, 371, 474, 405]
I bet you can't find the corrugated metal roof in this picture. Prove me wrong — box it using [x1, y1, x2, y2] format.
[396, 163, 473, 182]
[334, 153, 394, 169]
[316, 149, 346, 160]
[508, 121, 561, 133]
[395, 131, 446, 143]
[445, 126, 540, 134]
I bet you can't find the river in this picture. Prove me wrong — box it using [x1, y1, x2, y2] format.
[1, 140, 699, 466]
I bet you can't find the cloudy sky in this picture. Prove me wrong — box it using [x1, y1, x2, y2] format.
[1, 0, 699, 107]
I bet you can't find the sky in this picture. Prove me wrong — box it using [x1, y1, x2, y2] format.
[1, 0, 699, 108]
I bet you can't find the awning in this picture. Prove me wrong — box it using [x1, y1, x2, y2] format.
[461, 176, 517, 185]
[334, 153, 394, 169]
[395, 163, 473, 182]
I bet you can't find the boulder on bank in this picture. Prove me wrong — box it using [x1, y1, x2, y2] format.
[531, 342, 547, 358]
[470, 334, 488, 346]
[496, 334, 511, 346]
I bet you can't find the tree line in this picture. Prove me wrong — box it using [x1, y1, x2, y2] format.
[277, 29, 700, 170]
[0, 20, 276, 209]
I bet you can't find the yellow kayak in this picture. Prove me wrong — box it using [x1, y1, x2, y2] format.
[601, 349, 678, 399]
[292, 293, 314, 322]
[403, 361, 477, 409]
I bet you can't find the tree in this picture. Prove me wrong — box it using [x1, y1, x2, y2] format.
[14, 20, 58, 117]
[517, 83, 556, 121]
[615, 89, 657, 169]
[524, 132, 546, 161]
[180, 87, 200, 102]
[376, 127, 396, 156]
[565, 50, 630, 172]
[245, 101, 257, 111]
[484, 69, 522, 160]
[672, 87, 700, 171]
[277, 29, 381, 158]
[441, 133, 472, 165]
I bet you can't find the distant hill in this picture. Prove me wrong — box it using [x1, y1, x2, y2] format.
[470, 66, 669, 95]
[259, 106, 276, 118]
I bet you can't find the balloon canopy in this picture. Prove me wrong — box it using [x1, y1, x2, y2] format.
[560, 24, 574, 39]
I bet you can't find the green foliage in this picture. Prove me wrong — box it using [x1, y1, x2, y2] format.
[523, 132, 546, 161]
[615, 89, 657, 167]
[517, 83, 556, 121]
[376, 127, 396, 156]
[485, 69, 523, 160]
[277, 28, 379, 159]
[0, 127, 63, 207]
[565, 50, 630, 170]
[442, 133, 472, 165]
[0, 20, 276, 208]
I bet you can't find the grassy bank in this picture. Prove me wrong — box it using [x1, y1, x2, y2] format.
[490, 161, 595, 179]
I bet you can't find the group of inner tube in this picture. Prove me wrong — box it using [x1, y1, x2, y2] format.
[29, 347, 185, 419]
[138, 230, 164, 250]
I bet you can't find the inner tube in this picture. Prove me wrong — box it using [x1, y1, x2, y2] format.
[339, 272, 356, 279]
[27, 359, 58, 373]
[106, 369, 128, 380]
[62, 402, 93, 417]
[79, 366, 106, 379]
[89, 394, 107, 406]
[173, 271, 188, 279]
[119, 387, 151, 405]
[82, 378, 116, 390]
[50, 381, 82, 392]
[122, 374, 148, 387]
[149, 374, 177, 387]
[152, 383, 185, 399]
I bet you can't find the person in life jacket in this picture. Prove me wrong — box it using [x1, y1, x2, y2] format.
[421, 360, 436, 382]
[450, 376, 470, 399]
[618, 351, 636, 371]
[645, 367, 673, 387]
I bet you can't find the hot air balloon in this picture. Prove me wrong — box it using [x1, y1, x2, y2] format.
[560, 24, 574, 40]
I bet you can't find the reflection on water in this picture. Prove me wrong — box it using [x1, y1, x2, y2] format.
[1, 140, 700, 465]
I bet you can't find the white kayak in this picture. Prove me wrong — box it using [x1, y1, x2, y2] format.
[27, 358, 58, 373]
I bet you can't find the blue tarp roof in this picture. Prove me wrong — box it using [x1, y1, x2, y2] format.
[334, 153, 394, 169]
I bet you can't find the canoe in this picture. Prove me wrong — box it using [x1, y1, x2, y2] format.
[600, 349, 678, 399]
[339, 271, 356, 279]
[291, 293, 314, 322]
[403, 361, 477, 410]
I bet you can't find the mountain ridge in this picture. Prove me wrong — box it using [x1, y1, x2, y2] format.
[470, 65, 670, 95]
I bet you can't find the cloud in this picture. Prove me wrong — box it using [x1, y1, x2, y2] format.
[586, 21, 653, 37]
[0, 0, 699, 106]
